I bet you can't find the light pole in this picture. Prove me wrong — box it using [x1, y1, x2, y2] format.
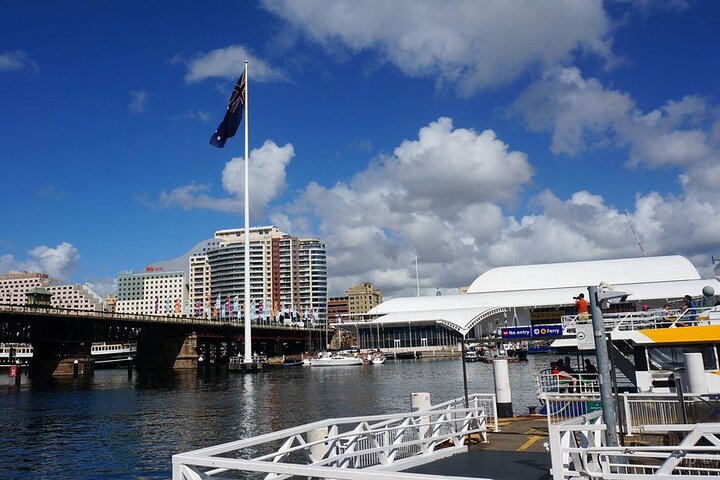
[588, 285, 628, 447]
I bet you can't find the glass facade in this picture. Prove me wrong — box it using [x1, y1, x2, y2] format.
[356, 323, 462, 350]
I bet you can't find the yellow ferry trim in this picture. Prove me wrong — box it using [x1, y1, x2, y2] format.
[639, 325, 720, 343]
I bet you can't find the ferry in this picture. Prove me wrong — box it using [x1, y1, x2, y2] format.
[0, 343, 33, 367]
[90, 342, 136, 368]
[549, 304, 720, 393]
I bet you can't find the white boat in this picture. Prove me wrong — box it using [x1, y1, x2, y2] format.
[309, 352, 363, 366]
[0, 343, 33, 366]
[91, 342, 136, 368]
[371, 354, 386, 365]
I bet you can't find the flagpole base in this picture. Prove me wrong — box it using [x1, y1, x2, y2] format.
[240, 361, 262, 373]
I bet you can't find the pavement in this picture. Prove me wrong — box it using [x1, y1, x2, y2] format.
[407, 416, 552, 480]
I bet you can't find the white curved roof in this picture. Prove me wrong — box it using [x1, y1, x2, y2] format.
[467, 255, 699, 294]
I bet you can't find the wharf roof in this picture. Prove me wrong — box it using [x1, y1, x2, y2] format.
[467, 255, 699, 293]
[356, 256, 719, 336]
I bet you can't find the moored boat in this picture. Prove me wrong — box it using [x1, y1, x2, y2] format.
[309, 352, 363, 366]
[90, 342, 136, 368]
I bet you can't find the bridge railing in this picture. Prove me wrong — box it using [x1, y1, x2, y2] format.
[0, 303, 324, 330]
[172, 394, 491, 480]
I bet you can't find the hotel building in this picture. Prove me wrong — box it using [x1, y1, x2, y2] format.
[115, 270, 188, 316]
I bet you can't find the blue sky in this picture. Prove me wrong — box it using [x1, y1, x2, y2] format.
[1, 0, 719, 298]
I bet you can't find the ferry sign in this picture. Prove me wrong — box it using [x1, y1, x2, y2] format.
[500, 324, 563, 339]
[532, 325, 563, 337]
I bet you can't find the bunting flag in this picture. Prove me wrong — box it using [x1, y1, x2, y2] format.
[209, 71, 246, 148]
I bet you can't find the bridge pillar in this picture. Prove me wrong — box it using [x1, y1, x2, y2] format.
[29, 341, 94, 376]
[136, 333, 198, 369]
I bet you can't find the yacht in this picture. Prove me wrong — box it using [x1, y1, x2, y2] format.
[309, 352, 363, 366]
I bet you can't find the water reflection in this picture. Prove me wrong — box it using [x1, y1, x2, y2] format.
[1, 355, 548, 479]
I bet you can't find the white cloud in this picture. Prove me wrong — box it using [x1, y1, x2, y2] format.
[151, 139, 294, 213]
[272, 116, 720, 298]
[262, 0, 612, 94]
[170, 109, 211, 123]
[281, 117, 534, 295]
[0, 242, 79, 280]
[510, 67, 720, 190]
[129, 90, 148, 113]
[184, 45, 286, 83]
[0, 50, 39, 73]
[84, 277, 116, 298]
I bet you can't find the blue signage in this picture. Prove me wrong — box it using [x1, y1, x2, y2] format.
[531, 324, 563, 337]
[500, 324, 563, 339]
[501, 327, 531, 339]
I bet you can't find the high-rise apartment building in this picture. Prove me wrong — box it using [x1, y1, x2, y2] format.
[347, 282, 383, 314]
[188, 226, 327, 323]
[115, 270, 187, 315]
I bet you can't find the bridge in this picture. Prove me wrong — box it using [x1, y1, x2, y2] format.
[0, 304, 326, 375]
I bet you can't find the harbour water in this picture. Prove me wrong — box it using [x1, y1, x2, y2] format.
[1, 355, 548, 479]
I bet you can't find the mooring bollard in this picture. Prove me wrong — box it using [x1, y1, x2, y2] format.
[411, 392, 432, 438]
[493, 358, 513, 417]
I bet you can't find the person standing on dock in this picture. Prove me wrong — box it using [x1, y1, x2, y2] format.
[574, 293, 589, 320]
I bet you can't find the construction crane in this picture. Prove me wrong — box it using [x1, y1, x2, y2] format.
[624, 211, 647, 257]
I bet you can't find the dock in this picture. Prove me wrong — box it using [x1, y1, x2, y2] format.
[408, 416, 551, 480]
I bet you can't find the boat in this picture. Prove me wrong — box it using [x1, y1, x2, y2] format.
[551, 304, 720, 393]
[0, 343, 33, 367]
[370, 354, 386, 365]
[282, 360, 304, 367]
[90, 342, 136, 368]
[309, 352, 363, 366]
[464, 350, 479, 362]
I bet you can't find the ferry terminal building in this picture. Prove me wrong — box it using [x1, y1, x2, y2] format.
[334, 256, 720, 351]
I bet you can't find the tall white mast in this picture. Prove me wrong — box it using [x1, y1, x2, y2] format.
[243, 61, 252, 364]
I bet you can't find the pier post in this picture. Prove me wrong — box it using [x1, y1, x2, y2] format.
[411, 392, 432, 438]
[493, 358, 513, 417]
[684, 352, 708, 394]
[307, 427, 329, 461]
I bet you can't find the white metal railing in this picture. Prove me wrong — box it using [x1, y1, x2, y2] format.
[537, 370, 600, 398]
[542, 392, 720, 431]
[561, 305, 720, 336]
[548, 412, 720, 479]
[173, 395, 493, 480]
[425, 393, 499, 432]
[622, 392, 720, 435]
[544, 393, 603, 424]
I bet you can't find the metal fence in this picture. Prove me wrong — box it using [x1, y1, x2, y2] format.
[173, 394, 495, 480]
[548, 411, 720, 479]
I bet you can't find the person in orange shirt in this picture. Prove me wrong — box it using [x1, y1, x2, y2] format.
[574, 293, 589, 320]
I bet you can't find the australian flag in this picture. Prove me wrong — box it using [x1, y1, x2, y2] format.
[209, 72, 246, 148]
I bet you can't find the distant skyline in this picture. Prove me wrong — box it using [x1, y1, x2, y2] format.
[2, 1, 719, 298]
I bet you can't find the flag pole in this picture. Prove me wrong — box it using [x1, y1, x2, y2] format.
[243, 61, 252, 365]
